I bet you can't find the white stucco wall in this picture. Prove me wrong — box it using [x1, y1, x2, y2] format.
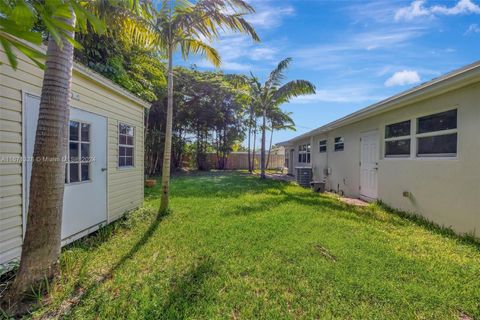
[289, 81, 480, 237]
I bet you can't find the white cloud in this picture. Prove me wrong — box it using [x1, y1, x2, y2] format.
[395, 0, 431, 21]
[353, 28, 425, 50]
[385, 70, 421, 87]
[246, 4, 294, 29]
[291, 28, 424, 72]
[395, 0, 480, 21]
[465, 23, 480, 35]
[431, 0, 480, 15]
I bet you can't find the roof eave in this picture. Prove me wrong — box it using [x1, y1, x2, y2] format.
[282, 60, 480, 145]
[4, 35, 151, 109]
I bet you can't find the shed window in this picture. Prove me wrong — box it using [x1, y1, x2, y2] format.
[385, 120, 411, 157]
[334, 137, 344, 151]
[298, 144, 310, 163]
[119, 123, 135, 167]
[319, 140, 327, 153]
[416, 109, 457, 157]
[66, 121, 91, 183]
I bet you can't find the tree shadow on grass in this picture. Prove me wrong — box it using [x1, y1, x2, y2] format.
[46, 210, 170, 318]
[277, 188, 479, 248]
[223, 183, 411, 230]
[144, 255, 216, 319]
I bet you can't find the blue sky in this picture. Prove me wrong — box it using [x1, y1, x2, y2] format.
[179, 0, 480, 145]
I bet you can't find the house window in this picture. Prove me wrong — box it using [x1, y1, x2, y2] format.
[334, 137, 344, 151]
[416, 109, 457, 157]
[66, 121, 90, 183]
[298, 144, 310, 163]
[119, 123, 134, 167]
[319, 140, 327, 153]
[385, 120, 411, 157]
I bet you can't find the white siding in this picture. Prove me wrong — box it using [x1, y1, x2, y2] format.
[0, 46, 147, 266]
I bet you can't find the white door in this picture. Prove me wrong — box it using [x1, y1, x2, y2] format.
[24, 94, 108, 241]
[360, 131, 379, 200]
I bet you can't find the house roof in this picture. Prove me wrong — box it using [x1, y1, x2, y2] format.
[278, 59, 480, 146]
[5, 35, 151, 109]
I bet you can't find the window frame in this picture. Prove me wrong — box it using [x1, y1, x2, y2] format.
[297, 143, 311, 164]
[382, 108, 459, 161]
[319, 139, 327, 153]
[384, 120, 411, 158]
[118, 122, 135, 168]
[334, 137, 344, 152]
[66, 120, 92, 184]
[415, 109, 457, 158]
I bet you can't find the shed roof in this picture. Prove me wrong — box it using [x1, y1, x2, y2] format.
[5, 35, 151, 109]
[278, 59, 480, 146]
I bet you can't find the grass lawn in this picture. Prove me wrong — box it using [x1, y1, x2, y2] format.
[31, 171, 479, 319]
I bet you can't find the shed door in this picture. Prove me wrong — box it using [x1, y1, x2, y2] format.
[24, 94, 107, 241]
[360, 131, 379, 200]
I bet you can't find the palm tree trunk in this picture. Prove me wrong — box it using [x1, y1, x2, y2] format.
[266, 127, 274, 170]
[159, 44, 174, 213]
[5, 15, 75, 304]
[252, 124, 257, 171]
[260, 107, 266, 179]
[247, 122, 252, 172]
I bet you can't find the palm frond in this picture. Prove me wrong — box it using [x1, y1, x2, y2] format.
[172, 0, 259, 42]
[265, 57, 292, 89]
[273, 79, 316, 103]
[178, 37, 221, 67]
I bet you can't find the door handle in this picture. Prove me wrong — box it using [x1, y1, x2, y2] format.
[101, 167, 107, 172]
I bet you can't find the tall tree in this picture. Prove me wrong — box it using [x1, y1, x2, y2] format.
[2, 0, 149, 307]
[266, 109, 295, 169]
[153, 0, 258, 213]
[247, 75, 261, 173]
[250, 58, 316, 179]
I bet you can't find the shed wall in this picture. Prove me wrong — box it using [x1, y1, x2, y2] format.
[0, 49, 145, 266]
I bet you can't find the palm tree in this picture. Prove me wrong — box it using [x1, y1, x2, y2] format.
[246, 75, 262, 172]
[154, 0, 259, 213]
[3, 0, 150, 306]
[250, 58, 316, 179]
[266, 109, 295, 169]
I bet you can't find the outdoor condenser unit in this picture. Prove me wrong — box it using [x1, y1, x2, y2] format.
[296, 167, 312, 187]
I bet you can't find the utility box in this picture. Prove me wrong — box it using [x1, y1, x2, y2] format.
[296, 167, 312, 187]
[311, 181, 326, 193]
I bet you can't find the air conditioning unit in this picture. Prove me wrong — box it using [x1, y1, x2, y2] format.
[296, 167, 312, 187]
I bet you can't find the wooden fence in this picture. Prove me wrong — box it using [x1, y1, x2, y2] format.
[205, 152, 285, 170]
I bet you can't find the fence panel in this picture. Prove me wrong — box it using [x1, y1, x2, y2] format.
[205, 152, 285, 170]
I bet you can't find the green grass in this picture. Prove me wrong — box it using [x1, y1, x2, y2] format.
[31, 171, 479, 319]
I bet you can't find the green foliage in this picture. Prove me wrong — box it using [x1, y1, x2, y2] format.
[145, 67, 250, 174]
[153, 0, 259, 67]
[246, 58, 315, 173]
[0, 0, 107, 69]
[28, 172, 480, 319]
[74, 32, 166, 102]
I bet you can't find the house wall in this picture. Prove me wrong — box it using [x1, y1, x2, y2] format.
[290, 81, 480, 236]
[0, 48, 146, 266]
[291, 137, 312, 172]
